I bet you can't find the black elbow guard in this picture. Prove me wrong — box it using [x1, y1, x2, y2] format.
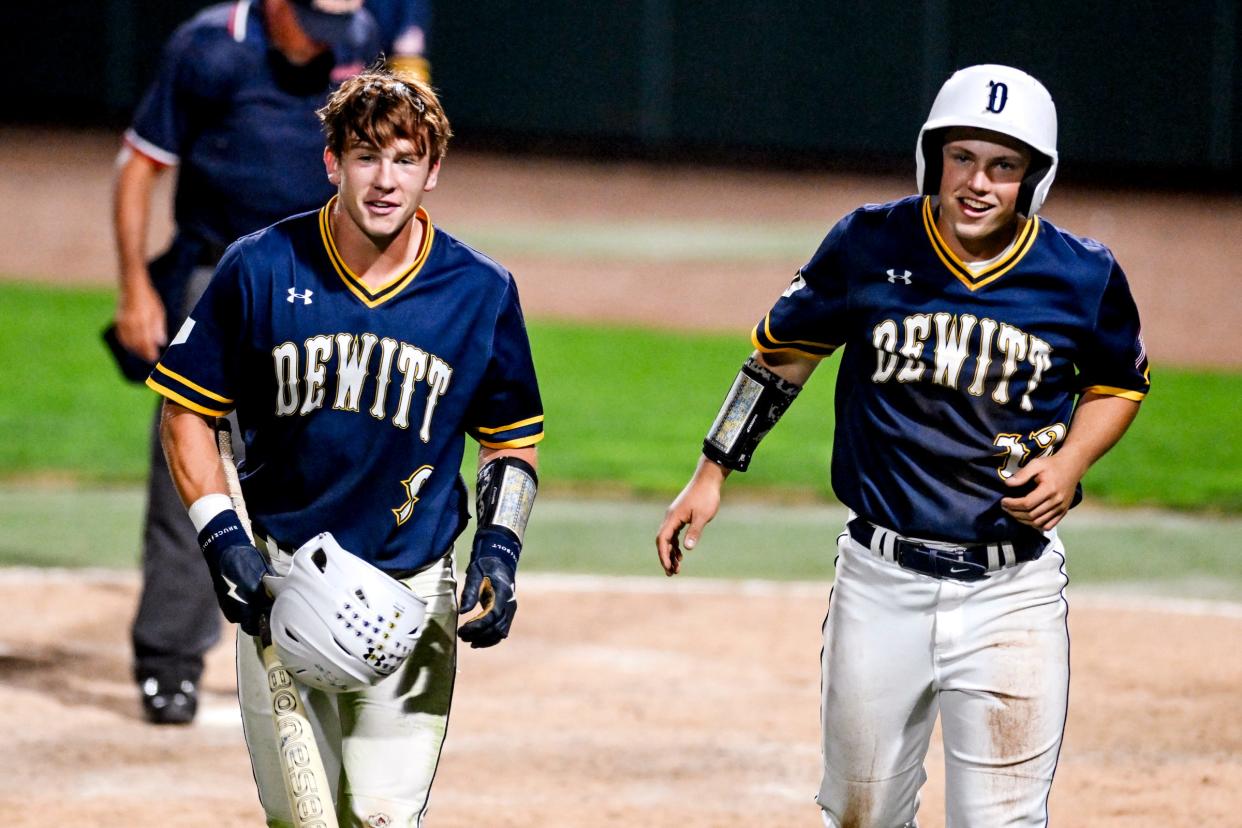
[476, 455, 539, 545]
[702, 355, 802, 472]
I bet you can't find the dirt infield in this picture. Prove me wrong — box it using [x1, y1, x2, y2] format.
[1, 572, 1240, 827]
[1, 128, 1240, 825]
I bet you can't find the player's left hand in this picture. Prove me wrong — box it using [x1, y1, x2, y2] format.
[656, 458, 728, 576]
[458, 528, 519, 648]
[1000, 454, 1087, 531]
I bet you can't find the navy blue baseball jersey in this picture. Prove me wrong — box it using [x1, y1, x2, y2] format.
[124, 0, 380, 247]
[147, 201, 544, 573]
[753, 195, 1149, 544]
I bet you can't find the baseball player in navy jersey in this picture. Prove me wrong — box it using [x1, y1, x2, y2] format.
[111, 0, 382, 723]
[657, 64, 1149, 827]
[147, 68, 542, 824]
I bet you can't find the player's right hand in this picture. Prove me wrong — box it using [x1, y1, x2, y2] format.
[197, 510, 273, 637]
[656, 460, 726, 577]
[114, 273, 167, 363]
[207, 543, 274, 637]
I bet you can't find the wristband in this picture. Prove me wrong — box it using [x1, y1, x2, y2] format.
[188, 493, 234, 534]
[197, 508, 249, 560]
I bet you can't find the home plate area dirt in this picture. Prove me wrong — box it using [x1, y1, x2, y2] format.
[1, 572, 1239, 826]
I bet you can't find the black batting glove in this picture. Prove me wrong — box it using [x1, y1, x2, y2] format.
[458, 527, 520, 649]
[198, 510, 273, 637]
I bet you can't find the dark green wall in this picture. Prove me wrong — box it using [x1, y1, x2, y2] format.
[9, 1, 1238, 185]
[4, 0, 206, 123]
[432, 0, 1239, 181]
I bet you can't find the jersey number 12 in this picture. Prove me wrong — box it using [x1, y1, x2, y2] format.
[993, 423, 1067, 479]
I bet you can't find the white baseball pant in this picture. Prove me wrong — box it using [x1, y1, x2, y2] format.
[818, 525, 1069, 828]
[237, 549, 458, 828]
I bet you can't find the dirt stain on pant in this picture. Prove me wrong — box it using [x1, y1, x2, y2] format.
[986, 691, 1036, 765]
[839, 783, 873, 828]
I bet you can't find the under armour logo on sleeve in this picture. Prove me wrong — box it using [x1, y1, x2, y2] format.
[170, 318, 196, 346]
[781, 272, 807, 298]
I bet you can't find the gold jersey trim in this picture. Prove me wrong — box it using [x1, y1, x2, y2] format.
[921, 196, 1039, 291]
[1082, 384, 1147, 401]
[474, 415, 545, 435]
[477, 433, 545, 450]
[145, 377, 232, 417]
[153, 363, 234, 404]
[318, 196, 435, 308]
[750, 307, 839, 352]
[750, 326, 831, 359]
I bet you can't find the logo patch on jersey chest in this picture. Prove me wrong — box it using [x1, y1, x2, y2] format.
[287, 288, 315, 305]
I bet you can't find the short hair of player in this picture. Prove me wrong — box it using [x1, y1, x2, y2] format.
[318, 66, 452, 164]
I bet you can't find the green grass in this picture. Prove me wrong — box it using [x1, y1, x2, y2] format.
[0, 485, 146, 568]
[526, 321, 838, 495]
[4, 488, 1240, 599]
[1085, 370, 1242, 511]
[2, 280, 1241, 512]
[0, 281, 159, 481]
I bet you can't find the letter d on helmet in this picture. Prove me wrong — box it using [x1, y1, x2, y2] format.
[915, 64, 1058, 215]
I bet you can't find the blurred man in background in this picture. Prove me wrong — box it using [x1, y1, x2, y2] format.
[367, 0, 433, 81]
[111, 0, 381, 724]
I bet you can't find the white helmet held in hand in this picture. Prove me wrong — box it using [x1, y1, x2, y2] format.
[915, 64, 1059, 215]
[265, 533, 426, 693]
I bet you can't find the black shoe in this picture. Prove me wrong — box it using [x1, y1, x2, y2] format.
[139, 676, 198, 725]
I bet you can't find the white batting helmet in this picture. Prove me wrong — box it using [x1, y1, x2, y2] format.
[265, 533, 426, 693]
[915, 64, 1059, 215]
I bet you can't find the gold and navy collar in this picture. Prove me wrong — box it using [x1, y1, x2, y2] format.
[319, 196, 435, 308]
[921, 196, 1038, 291]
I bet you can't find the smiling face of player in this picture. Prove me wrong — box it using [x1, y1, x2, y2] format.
[936, 127, 1033, 262]
[325, 137, 440, 254]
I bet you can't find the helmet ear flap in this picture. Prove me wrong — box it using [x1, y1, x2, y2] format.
[919, 128, 947, 196]
[1017, 152, 1053, 216]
